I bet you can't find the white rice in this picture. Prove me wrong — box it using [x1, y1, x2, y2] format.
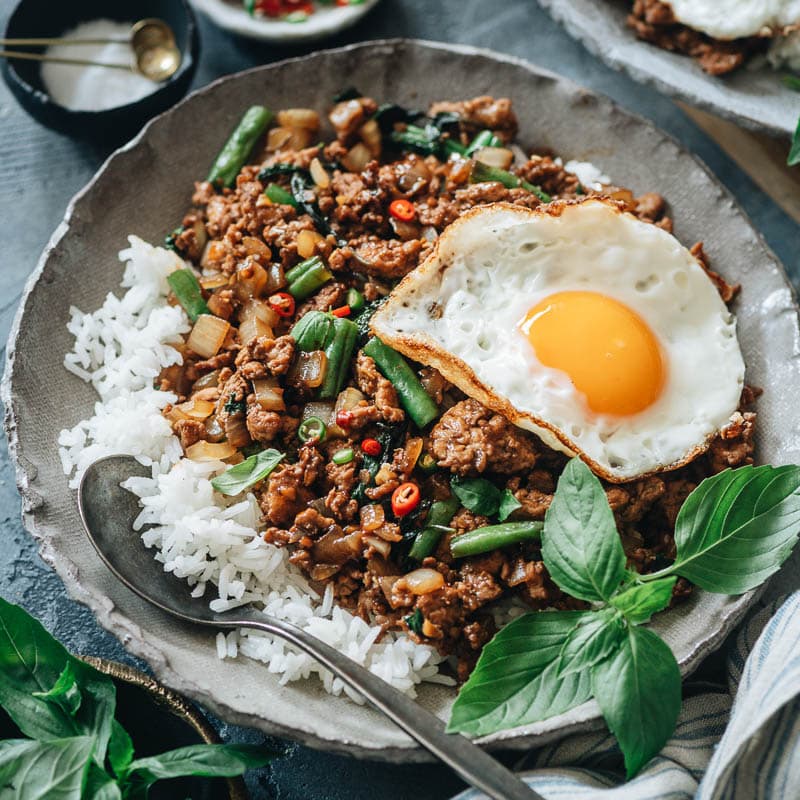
[58, 236, 452, 698]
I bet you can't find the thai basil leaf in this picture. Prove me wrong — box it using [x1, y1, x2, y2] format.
[124, 743, 275, 787]
[611, 577, 677, 624]
[450, 477, 502, 517]
[789, 115, 800, 166]
[497, 489, 522, 522]
[108, 719, 134, 779]
[0, 598, 116, 762]
[557, 608, 625, 677]
[83, 763, 122, 800]
[32, 663, 81, 717]
[210, 449, 284, 496]
[669, 465, 800, 593]
[541, 458, 626, 602]
[592, 625, 681, 779]
[447, 611, 593, 736]
[0, 736, 95, 799]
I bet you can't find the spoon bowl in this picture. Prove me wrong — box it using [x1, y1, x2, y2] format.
[78, 455, 542, 800]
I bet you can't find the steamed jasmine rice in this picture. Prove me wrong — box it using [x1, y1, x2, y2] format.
[58, 236, 451, 699]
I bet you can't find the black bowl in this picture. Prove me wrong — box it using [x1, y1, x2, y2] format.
[1, 0, 200, 142]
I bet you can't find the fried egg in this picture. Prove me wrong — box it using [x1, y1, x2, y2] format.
[663, 0, 800, 40]
[371, 200, 745, 482]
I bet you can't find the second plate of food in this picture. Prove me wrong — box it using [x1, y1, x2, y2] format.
[539, 0, 800, 136]
[5, 39, 800, 760]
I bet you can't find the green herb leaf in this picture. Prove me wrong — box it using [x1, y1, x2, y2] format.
[32, 662, 81, 717]
[84, 762, 122, 799]
[557, 608, 625, 677]
[0, 598, 116, 762]
[450, 476, 502, 517]
[108, 719, 135, 779]
[783, 74, 800, 91]
[497, 488, 522, 522]
[447, 611, 593, 736]
[666, 465, 800, 593]
[210, 449, 284, 496]
[222, 393, 246, 416]
[592, 625, 681, 778]
[0, 736, 95, 799]
[789, 114, 800, 167]
[541, 458, 626, 602]
[404, 608, 424, 635]
[611, 577, 677, 624]
[124, 743, 275, 787]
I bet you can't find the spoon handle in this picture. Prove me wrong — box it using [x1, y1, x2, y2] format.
[0, 37, 129, 46]
[229, 614, 543, 800]
[0, 50, 131, 70]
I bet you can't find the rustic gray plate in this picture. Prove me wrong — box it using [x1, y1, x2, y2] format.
[4, 39, 800, 761]
[539, 0, 800, 137]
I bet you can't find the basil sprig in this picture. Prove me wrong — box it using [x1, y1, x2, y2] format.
[0, 597, 274, 797]
[210, 448, 284, 496]
[449, 458, 800, 778]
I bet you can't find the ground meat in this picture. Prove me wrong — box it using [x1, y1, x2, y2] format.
[691, 242, 740, 303]
[456, 562, 504, 613]
[515, 156, 581, 197]
[428, 96, 518, 142]
[606, 476, 666, 524]
[331, 237, 424, 279]
[429, 399, 538, 476]
[324, 456, 360, 521]
[328, 97, 378, 143]
[246, 402, 282, 443]
[635, 192, 666, 222]
[708, 412, 756, 473]
[627, 0, 762, 75]
[174, 418, 206, 449]
[295, 282, 347, 318]
[259, 444, 324, 526]
[235, 335, 296, 376]
[355, 352, 404, 423]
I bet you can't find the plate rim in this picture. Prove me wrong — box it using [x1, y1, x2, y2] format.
[3, 37, 796, 761]
[538, 0, 797, 138]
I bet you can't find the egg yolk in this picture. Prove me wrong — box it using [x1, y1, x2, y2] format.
[519, 291, 665, 416]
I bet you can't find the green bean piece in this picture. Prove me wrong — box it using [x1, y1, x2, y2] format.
[290, 310, 334, 352]
[464, 130, 501, 156]
[207, 105, 272, 189]
[362, 337, 439, 429]
[409, 497, 460, 561]
[319, 317, 358, 400]
[265, 183, 297, 207]
[167, 269, 210, 322]
[285, 255, 322, 284]
[346, 287, 365, 313]
[450, 521, 544, 559]
[287, 258, 333, 301]
[469, 160, 552, 203]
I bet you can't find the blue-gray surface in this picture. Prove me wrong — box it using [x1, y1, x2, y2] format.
[0, 2, 797, 798]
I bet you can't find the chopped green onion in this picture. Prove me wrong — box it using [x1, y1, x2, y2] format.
[346, 288, 366, 313]
[265, 183, 297, 207]
[450, 521, 544, 559]
[332, 447, 355, 465]
[167, 269, 210, 322]
[298, 416, 327, 443]
[417, 453, 438, 475]
[469, 160, 552, 203]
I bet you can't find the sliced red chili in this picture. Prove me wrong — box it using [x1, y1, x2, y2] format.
[268, 291, 295, 318]
[331, 305, 351, 318]
[392, 482, 421, 517]
[389, 198, 416, 222]
[361, 438, 381, 457]
[336, 410, 354, 428]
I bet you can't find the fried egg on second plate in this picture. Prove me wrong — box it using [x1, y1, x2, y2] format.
[371, 199, 745, 482]
[663, 0, 800, 40]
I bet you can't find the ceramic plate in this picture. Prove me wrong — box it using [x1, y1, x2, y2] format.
[4, 40, 800, 761]
[539, 0, 800, 137]
[190, 0, 380, 43]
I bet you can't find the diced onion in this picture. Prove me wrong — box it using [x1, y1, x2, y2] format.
[421, 225, 438, 243]
[404, 437, 424, 473]
[224, 413, 250, 449]
[191, 219, 208, 254]
[360, 504, 385, 532]
[200, 273, 229, 290]
[235, 259, 268, 300]
[399, 568, 445, 595]
[374, 523, 403, 543]
[302, 401, 335, 425]
[264, 263, 286, 295]
[288, 350, 328, 389]
[241, 236, 270, 257]
[342, 142, 372, 173]
[267, 127, 292, 151]
[297, 229, 325, 259]
[201, 240, 226, 268]
[239, 315, 272, 345]
[375, 463, 394, 486]
[176, 398, 216, 420]
[204, 415, 225, 443]
[187, 315, 230, 359]
[252, 377, 286, 411]
[390, 218, 421, 241]
[359, 118, 382, 157]
[309, 157, 330, 189]
[241, 298, 279, 328]
[364, 535, 392, 559]
[185, 440, 237, 461]
[474, 146, 514, 170]
[277, 108, 321, 130]
[192, 369, 220, 392]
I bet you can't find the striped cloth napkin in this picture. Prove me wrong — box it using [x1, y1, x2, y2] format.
[455, 591, 800, 800]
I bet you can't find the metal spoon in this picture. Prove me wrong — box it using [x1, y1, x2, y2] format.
[78, 455, 542, 800]
[0, 19, 181, 82]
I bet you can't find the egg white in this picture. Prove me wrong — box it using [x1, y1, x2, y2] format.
[371, 200, 745, 482]
[664, 0, 800, 40]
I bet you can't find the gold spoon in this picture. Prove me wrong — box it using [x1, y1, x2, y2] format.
[0, 19, 181, 82]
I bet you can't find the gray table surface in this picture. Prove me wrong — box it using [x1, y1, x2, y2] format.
[1, 1, 798, 798]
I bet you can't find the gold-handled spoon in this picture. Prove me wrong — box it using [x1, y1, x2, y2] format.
[0, 18, 181, 82]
